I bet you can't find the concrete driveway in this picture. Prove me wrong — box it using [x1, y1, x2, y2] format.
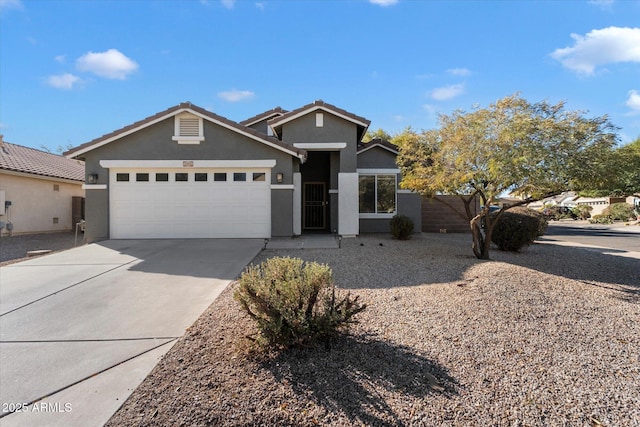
[0, 239, 262, 426]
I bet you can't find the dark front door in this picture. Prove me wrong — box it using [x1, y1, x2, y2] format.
[303, 182, 326, 230]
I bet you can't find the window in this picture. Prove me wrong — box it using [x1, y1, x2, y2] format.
[233, 173, 246, 182]
[195, 173, 208, 182]
[358, 174, 396, 216]
[53, 184, 60, 191]
[136, 173, 149, 182]
[175, 173, 188, 182]
[116, 173, 130, 182]
[252, 172, 266, 182]
[172, 113, 204, 144]
[214, 172, 227, 182]
[156, 173, 169, 182]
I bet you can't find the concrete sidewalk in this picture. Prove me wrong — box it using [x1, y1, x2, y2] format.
[0, 239, 262, 426]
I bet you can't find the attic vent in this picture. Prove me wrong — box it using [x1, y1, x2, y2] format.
[173, 113, 204, 144]
[179, 118, 200, 136]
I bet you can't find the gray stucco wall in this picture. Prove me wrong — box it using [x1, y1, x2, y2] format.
[271, 190, 293, 237]
[82, 116, 298, 241]
[281, 112, 358, 173]
[358, 193, 422, 234]
[357, 146, 397, 169]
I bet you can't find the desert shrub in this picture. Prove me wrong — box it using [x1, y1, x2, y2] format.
[390, 214, 414, 240]
[589, 214, 613, 224]
[571, 205, 592, 220]
[603, 203, 635, 221]
[234, 257, 366, 349]
[491, 206, 547, 252]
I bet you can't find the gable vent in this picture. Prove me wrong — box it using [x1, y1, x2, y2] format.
[179, 118, 200, 136]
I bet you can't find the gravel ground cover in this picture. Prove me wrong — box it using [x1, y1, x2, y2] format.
[106, 233, 639, 427]
[0, 231, 82, 265]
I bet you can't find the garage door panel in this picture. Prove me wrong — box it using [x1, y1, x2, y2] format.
[110, 168, 271, 239]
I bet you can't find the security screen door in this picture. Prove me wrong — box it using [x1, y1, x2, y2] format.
[303, 182, 326, 230]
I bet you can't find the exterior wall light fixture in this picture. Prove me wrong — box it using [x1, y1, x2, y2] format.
[276, 172, 284, 183]
[88, 173, 99, 184]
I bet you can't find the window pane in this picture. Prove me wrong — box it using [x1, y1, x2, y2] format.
[233, 172, 246, 182]
[214, 172, 227, 182]
[252, 172, 265, 182]
[156, 173, 169, 182]
[195, 173, 208, 182]
[377, 175, 396, 213]
[136, 173, 149, 182]
[175, 173, 188, 182]
[358, 176, 375, 213]
[116, 173, 129, 182]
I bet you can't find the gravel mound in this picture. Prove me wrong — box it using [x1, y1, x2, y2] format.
[106, 234, 640, 427]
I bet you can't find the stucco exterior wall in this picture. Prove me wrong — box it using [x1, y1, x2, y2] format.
[359, 193, 422, 233]
[281, 112, 358, 173]
[422, 195, 480, 233]
[0, 172, 84, 236]
[357, 147, 397, 169]
[271, 189, 294, 236]
[82, 116, 299, 241]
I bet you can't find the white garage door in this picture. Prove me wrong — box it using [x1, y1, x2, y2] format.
[109, 168, 271, 238]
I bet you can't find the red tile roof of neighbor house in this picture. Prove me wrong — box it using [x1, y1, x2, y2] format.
[0, 138, 85, 182]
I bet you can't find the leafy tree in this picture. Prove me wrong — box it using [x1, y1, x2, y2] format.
[397, 94, 619, 259]
[363, 128, 393, 142]
[579, 137, 640, 197]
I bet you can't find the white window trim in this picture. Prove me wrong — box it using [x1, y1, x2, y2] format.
[316, 113, 323, 127]
[358, 173, 398, 218]
[100, 160, 277, 169]
[293, 142, 346, 151]
[82, 184, 108, 190]
[172, 113, 204, 144]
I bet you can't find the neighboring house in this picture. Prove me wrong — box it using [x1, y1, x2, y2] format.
[64, 101, 421, 242]
[575, 196, 627, 216]
[0, 137, 85, 236]
[527, 191, 578, 210]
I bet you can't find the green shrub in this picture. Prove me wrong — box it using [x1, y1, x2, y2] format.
[571, 205, 592, 220]
[234, 257, 366, 349]
[390, 214, 414, 240]
[589, 214, 613, 224]
[603, 203, 635, 221]
[491, 206, 547, 252]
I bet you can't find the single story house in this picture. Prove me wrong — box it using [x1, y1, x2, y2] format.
[64, 101, 421, 242]
[0, 137, 85, 236]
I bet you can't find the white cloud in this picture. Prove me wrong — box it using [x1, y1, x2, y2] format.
[447, 68, 472, 76]
[588, 0, 614, 10]
[626, 89, 640, 112]
[221, 0, 236, 9]
[46, 73, 81, 90]
[55, 55, 66, 63]
[255, 2, 265, 10]
[0, 0, 23, 11]
[218, 89, 255, 102]
[551, 26, 640, 75]
[430, 83, 465, 101]
[76, 49, 138, 80]
[369, 0, 398, 6]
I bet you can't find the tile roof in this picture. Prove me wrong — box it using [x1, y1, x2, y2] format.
[0, 140, 85, 182]
[64, 102, 306, 160]
[357, 138, 399, 153]
[268, 100, 370, 141]
[239, 107, 288, 127]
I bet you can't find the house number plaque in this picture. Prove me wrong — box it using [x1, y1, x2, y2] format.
[182, 161, 194, 167]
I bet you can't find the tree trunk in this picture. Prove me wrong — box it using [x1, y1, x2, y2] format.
[470, 216, 488, 259]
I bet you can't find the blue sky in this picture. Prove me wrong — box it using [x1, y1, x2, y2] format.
[1, 0, 639, 153]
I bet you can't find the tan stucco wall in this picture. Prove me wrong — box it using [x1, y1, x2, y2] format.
[0, 172, 84, 235]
